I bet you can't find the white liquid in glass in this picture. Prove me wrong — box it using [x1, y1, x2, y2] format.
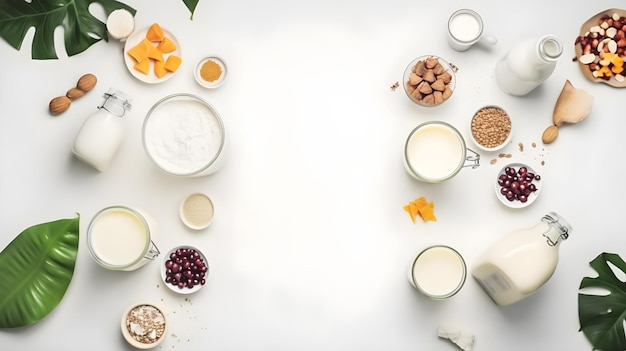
[411, 246, 466, 298]
[90, 208, 148, 267]
[449, 13, 481, 42]
[406, 124, 464, 180]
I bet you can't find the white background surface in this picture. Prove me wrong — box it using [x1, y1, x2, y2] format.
[0, 1, 624, 350]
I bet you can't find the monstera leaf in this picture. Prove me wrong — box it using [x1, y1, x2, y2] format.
[0, 216, 80, 328]
[579, 252, 626, 350]
[0, 0, 136, 59]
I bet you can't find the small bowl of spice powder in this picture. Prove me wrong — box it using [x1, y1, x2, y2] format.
[195, 56, 226, 88]
[121, 302, 167, 349]
[470, 105, 512, 152]
[180, 192, 214, 230]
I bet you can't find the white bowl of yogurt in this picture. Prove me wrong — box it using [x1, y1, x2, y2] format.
[142, 93, 225, 177]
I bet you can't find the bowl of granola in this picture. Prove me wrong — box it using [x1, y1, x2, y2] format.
[121, 302, 167, 349]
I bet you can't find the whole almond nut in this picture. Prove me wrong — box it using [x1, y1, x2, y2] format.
[542, 125, 559, 144]
[66, 87, 85, 100]
[49, 96, 71, 115]
[76, 73, 97, 92]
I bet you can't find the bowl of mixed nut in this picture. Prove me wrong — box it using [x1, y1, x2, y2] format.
[574, 8, 626, 87]
[469, 105, 512, 152]
[403, 55, 456, 107]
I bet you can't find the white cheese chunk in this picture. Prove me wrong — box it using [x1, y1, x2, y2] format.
[437, 322, 475, 351]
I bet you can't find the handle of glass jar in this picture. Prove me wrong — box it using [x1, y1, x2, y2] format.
[144, 240, 160, 260]
[463, 148, 480, 169]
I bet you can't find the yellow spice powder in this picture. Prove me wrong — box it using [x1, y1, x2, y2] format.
[200, 60, 222, 82]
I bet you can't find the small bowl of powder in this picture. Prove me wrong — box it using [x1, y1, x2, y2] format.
[180, 192, 214, 230]
[195, 56, 226, 89]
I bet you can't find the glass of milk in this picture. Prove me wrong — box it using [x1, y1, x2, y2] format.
[409, 245, 467, 299]
[87, 206, 160, 271]
[404, 121, 480, 183]
[447, 9, 497, 51]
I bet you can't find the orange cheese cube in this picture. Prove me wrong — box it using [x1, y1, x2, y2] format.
[164, 55, 182, 72]
[146, 23, 165, 42]
[157, 37, 177, 53]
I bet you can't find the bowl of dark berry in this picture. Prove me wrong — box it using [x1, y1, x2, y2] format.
[495, 163, 541, 209]
[161, 245, 208, 294]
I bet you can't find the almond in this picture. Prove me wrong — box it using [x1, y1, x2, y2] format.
[76, 73, 97, 92]
[66, 87, 85, 100]
[49, 96, 71, 115]
[542, 125, 559, 144]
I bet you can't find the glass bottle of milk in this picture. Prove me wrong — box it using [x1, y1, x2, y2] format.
[495, 35, 563, 96]
[72, 89, 132, 171]
[471, 212, 572, 306]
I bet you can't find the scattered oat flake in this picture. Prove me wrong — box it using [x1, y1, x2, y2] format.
[390, 81, 399, 91]
[490, 159, 497, 165]
[518, 143, 524, 152]
[532, 142, 537, 148]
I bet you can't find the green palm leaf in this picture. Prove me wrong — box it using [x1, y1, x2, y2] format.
[0, 216, 80, 328]
[0, 0, 136, 59]
[579, 252, 626, 351]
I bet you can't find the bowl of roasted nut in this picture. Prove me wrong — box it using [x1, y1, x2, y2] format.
[403, 55, 456, 107]
[469, 105, 512, 152]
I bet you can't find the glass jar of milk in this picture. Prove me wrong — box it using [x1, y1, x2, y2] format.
[404, 121, 480, 183]
[72, 89, 132, 171]
[87, 206, 160, 271]
[471, 212, 572, 306]
[495, 35, 563, 96]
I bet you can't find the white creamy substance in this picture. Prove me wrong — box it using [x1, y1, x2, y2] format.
[89, 208, 148, 267]
[106, 9, 135, 40]
[144, 99, 223, 175]
[449, 12, 481, 42]
[406, 124, 464, 181]
[411, 246, 466, 298]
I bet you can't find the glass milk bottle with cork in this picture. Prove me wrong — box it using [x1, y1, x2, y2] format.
[495, 35, 563, 96]
[471, 212, 572, 306]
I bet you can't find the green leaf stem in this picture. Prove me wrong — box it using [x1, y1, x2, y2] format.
[0, 216, 80, 328]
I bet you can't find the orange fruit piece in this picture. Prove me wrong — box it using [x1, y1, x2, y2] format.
[127, 39, 150, 63]
[146, 23, 165, 42]
[154, 60, 167, 78]
[164, 55, 182, 72]
[157, 37, 177, 53]
[133, 59, 150, 75]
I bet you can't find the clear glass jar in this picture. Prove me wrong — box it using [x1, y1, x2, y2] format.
[495, 35, 563, 96]
[87, 206, 160, 271]
[72, 88, 132, 171]
[471, 212, 572, 306]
